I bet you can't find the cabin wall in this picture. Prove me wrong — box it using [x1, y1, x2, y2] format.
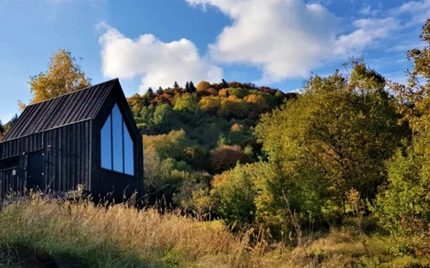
[0, 120, 93, 198]
[43, 121, 93, 192]
[0, 133, 44, 159]
[0, 133, 44, 198]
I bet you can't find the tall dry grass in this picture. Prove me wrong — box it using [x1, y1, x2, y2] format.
[0, 196, 428, 267]
[0, 196, 277, 267]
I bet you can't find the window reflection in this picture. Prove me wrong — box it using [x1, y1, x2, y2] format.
[112, 104, 124, 173]
[100, 103, 134, 175]
[124, 121, 134, 175]
[101, 114, 112, 169]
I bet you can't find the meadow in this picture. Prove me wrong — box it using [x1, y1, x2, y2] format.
[0, 196, 428, 268]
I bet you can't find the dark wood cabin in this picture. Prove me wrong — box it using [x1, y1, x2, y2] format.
[0, 79, 143, 200]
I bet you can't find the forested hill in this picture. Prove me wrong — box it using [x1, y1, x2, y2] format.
[128, 80, 295, 170]
[128, 80, 295, 135]
[127, 80, 296, 204]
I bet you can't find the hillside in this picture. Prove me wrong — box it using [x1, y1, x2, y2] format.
[127, 80, 296, 206]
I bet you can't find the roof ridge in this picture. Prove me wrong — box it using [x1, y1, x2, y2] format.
[26, 78, 119, 107]
[2, 79, 119, 141]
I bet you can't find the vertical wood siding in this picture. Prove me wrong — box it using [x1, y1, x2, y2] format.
[0, 121, 93, 198]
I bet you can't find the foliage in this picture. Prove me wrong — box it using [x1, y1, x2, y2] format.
[196, 80, 211, 93]
[0, 120, 4, 134]
[1, 114, 18, 134]
[211, 164, 257, 227]
[143, 131, 210, 206]
[373, 20, 430, 256]
[129, 79, 290, 183]
[209, 145, 249, 174]
[173, 93, 198, 113]
[256, 63, 406, 222]
[27, 49, 90, 105]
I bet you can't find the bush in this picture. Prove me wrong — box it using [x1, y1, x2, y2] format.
[373, 149, 430, 256]
[209, 145, 249, 174]
[211, 164, 257, 227]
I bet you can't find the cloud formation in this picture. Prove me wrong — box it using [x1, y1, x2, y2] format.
[187, 0, 400, 82]
[391, 0, 430, 26]
[187, 0, 338, 82]
[335, 18, 399, 56]
[99, 0, 418, 88]
[99, 24, 223, 91]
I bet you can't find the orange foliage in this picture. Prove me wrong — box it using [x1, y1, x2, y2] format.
[230, 123, 244, 132]
[218, 88, 229, 97]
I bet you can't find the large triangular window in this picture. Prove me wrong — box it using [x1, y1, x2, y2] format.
[101, 104, 134, 175]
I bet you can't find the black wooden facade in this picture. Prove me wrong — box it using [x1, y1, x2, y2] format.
[0, 79, 143, 200]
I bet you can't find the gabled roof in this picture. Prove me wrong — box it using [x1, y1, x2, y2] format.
[2, 79, 119, 141]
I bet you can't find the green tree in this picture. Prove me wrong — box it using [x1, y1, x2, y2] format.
[373, 20, 430, 255]
[188, 81, 196, 93]
[27, 49, 90, 105]
[211, 164, 257, 227]
[152, 104, 177, 133]
[256, 63, 405, 219]
[4, 114, 18, 132]
[173, 93, 198, 113]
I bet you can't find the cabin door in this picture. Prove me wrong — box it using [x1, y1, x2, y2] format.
[27, 151, 45, 191]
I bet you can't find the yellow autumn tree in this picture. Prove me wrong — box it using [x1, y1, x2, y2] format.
[27, 49, 91, 105]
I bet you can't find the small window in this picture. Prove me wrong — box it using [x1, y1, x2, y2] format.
[100, 104, 134, 175]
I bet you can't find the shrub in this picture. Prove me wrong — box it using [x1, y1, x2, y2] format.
[209, 145, 249, 174]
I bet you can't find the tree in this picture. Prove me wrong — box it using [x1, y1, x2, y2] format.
[28, 49, 90, 104]
[210, 164, 257, 227]
[256, 63, 406, 220]
[4, 114, 18, 132]
[196, 81, 211, 93]
[199, 96, 221, 113]
[139, 88, 153, 105]
[373, 20, 430, 255]
[173, 93, 198, 113]
[0, 120, 5, 140]
[0, 120, 4, 134]
[152, 104, 177, 133]
[209, 145, 249, 174]
[189, 81, 196, 93]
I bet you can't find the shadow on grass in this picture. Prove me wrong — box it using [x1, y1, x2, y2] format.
[0, 242, 169, 268]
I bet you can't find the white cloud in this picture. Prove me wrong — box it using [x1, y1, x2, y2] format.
[358, 5, 380, 17]
[188, 0, 339, 82]
[99, 24, 223, 91]
[335, 17, 399, 55]
[391, 0, 430, 26]
[187, 0, 400, 82]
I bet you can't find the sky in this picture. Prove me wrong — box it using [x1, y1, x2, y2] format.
[0, 0, 429, 122]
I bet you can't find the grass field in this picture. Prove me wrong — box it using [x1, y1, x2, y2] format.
[0, 196, 428, 267]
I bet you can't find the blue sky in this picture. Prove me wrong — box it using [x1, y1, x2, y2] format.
[0, 0, 429, 123]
